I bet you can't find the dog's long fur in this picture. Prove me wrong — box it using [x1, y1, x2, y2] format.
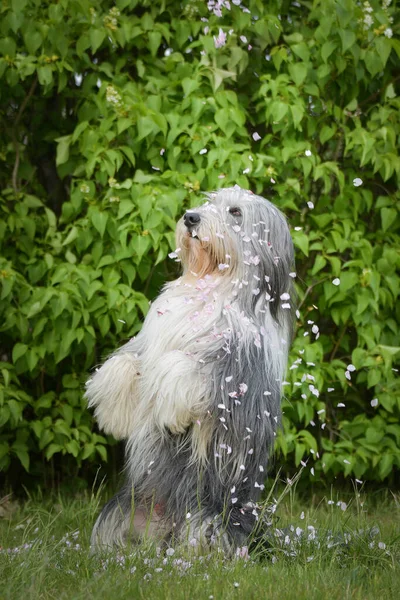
[86, 186, 295, 553]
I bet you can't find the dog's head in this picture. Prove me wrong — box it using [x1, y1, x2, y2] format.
[175, 186, 295, 323]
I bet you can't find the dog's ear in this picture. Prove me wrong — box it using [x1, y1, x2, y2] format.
[244, 211, 295, 328]
[204, 325, 283, 512]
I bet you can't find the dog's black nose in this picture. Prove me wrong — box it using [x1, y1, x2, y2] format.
[184, 212, 201, 228]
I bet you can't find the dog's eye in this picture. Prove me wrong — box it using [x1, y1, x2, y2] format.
[229, 207, 242, 217]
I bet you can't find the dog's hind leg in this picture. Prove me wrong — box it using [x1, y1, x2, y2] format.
[91, 489, 171, 551]
[177, 503, 260, 556]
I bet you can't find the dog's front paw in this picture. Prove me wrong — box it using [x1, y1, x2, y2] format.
[165, 422, 190, 436]
[85, 352, 141, 439]
[160, 413, 193, 435]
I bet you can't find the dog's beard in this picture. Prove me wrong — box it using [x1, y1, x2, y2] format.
[181, 234, 215, 278]
[176, 218, 237, 280]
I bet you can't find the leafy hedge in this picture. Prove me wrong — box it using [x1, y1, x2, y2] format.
[0, 0, 399, 487]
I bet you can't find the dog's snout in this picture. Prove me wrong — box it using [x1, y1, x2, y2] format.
[184, 212, 201, 228]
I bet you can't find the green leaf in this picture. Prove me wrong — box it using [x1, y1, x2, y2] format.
[379, 454, 393, 480]
[288, 62, 308, 86]
[320, 125, 336, 144]
[37, 65, 53, 86]
[96, 445, 108, 461]
[148, 31, 162, 57]
[367, 369, 381, 388]
[381, 207, 396, 232]
[45, 443, 62, 460]
[137, 116, 157, 140]
[12, 343, 28, 363]
[63, 226, 78, 246]
[91, 211, 109, 238]
[292, 230, 309, 256]
[98, 314, 110, 337]
[270, 101, 288, 122]
[66, 439, 80, 458]
[90, 29, 106, 53]
[82, 443, 95, 460]
[0, 37, 17, 57]
[131, 234, 151, 261]
[117, 118, 133, 134]
[321, 41, 336, 63]
[76, 34, 90, 56]
[375, 37, 392, 69]
[14, 449, 30, 471]
[311, 255, 327, 275]
[364, 51, 383, 76]
[295, 443, 306, 466]
[24, 30, 42, 54]
[0, 443, 9, 461]
[338, 30, 355, 53]
[72, 121, 89, 143]
[61, 404, 74, 426]
[56, 135, 71, 166]
[291, 42, 310, 62]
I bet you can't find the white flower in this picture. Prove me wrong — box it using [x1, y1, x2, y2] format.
[252, 132, 261, 141]
[371, 398, 378, 407]
[332, 278, 340, 286]
[307, 201, 314, 209]
[353, 177, 363, 187]
[199, 148, 208, 155]
[305, 149, 312, 156]
[384, 28, 393, 38]
[347, 364, 356, 372]
[363, 14, 373, 29]
[214, 28, 227, 48]
[106, 85, 122, 106]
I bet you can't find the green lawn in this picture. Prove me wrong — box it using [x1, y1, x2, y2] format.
[1, 487, 399, 600]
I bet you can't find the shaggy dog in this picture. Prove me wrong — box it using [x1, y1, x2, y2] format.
[86, 186, 294, 553]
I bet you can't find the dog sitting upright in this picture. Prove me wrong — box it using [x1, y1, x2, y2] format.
[86, 186, 295, 553]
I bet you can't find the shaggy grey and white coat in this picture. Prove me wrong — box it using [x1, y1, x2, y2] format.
[86, 186, 295, 553]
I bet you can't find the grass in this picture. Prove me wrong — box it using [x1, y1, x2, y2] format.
[0, 483, 399, 600]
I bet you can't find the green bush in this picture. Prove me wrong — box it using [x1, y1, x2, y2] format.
[0, 0, 399, 486]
